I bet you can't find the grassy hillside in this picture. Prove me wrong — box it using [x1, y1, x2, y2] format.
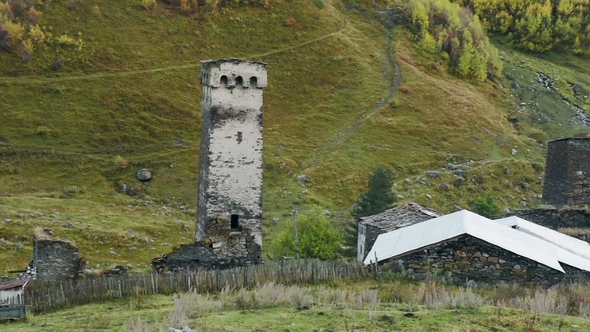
[0, 0, 589, 272]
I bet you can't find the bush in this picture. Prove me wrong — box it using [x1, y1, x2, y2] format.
[271, 211, 341, 260]
[472, 193, 502, 218]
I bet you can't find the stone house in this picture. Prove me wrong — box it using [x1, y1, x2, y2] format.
[364, 210, 590, 285]
[357, 202, 441, 262]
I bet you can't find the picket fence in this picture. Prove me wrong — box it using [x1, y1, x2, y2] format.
[24, 259, 368, 313]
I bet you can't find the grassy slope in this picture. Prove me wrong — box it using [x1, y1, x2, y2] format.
[0, 0, 589, 272]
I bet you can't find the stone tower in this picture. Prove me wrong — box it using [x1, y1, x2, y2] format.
[542, 137, 590, 207]
[196, 58, 267, 261]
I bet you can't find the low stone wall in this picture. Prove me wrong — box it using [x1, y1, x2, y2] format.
[382, 235, 588, 286]
[33, 238, 85, 280]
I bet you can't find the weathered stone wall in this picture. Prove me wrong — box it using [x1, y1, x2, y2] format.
[543, 138, 590, 207]
[33, 238, 85, 280]
[153, 218, 262, 271]
[383, 235, 588, 286]
[363, 224, 385, 262]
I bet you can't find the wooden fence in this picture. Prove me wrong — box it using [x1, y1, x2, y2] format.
[25, 259, 368, 313]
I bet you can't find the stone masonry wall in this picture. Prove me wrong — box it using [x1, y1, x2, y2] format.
[382, 235, 588, 286]
[33, 238, 85, 280]
[153, 216, 262, 271]
[543, 138, 590, 207]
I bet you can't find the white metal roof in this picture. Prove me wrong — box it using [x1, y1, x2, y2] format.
[363, 210, 565, 272]
[495, 216, 590, 272]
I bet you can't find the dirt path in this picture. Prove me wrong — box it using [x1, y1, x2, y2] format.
[302, 29, 401, 172]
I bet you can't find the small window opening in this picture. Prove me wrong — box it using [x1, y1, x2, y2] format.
[231, 214, 240, 229]
[250, 76, 257, 87]
[236, 76, 243, 86]
[220, 75, 228, 86]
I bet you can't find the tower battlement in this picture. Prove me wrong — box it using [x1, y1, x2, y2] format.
[200, 58, 267, 89]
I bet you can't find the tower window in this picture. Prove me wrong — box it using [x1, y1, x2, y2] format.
[231, 214, 240, 229]
[236, 76, 243, 86]
[220, 75, 228, 86]
[250, 76, 257, 87]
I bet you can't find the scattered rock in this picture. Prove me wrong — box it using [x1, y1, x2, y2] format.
[64, 222, 75, 228]
[520, 201, 527, 207]
[426, 170, 441, 178]
[296, 174, 309, 184]
[425, 194, 432, 200]
[109, 251, 117, 255]
[137, 169, 152, 182]
[453, 177, 465, 186]
[453, 170, 466, 177]
[130, 247, 137, 251]
[440, 183, 450, 192]
[4, 218, 12, 223]
[445, 163, 460, 170]
[522, 182, 530, 189]
[271, 217, 280, 222]
[14, 242, 23, 249]
[511, 149, 517, 156]
[503, 208, 511, 214]
[172, 138, 186, 146]
[504, 168, 511, 176]
[122, 183, 129, 194]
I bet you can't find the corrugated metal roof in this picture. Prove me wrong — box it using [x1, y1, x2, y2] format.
[0, 279, 29, 291]
[359, 202, 442, 232]
[364, 210, 567, 273]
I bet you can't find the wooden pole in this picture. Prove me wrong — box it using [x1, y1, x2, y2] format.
[293, 208, 301, 260]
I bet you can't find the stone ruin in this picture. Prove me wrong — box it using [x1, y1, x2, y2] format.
[154, 58, 267, 272]
[20, 228, 86, 280]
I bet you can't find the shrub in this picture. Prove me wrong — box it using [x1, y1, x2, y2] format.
[0, 20, 25, 51]
[472, 193, 502, 218]
[25, 7, 41, 24]
[140, 0, 156, 10]
[114, 155, 130, 169]
[272, 211, 341, 260]
[35, 125, 51, 136]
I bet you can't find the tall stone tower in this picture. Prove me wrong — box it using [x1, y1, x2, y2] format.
[196, 58, 267, 262]
[542, 137, 590, 207]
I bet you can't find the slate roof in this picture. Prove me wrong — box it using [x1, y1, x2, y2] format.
[0, 279, 29, 292]
[364, 210, 590, 273]
[360, 202, 441, 232]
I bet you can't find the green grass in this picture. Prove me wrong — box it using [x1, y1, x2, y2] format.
[0, 0, 590, 271]
[4, 279, 590, 332]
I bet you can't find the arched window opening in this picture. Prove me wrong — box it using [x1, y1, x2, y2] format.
[220, 75, 228, 86]
[236, 76, 243, 87]
[250, 76, 258, 87]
